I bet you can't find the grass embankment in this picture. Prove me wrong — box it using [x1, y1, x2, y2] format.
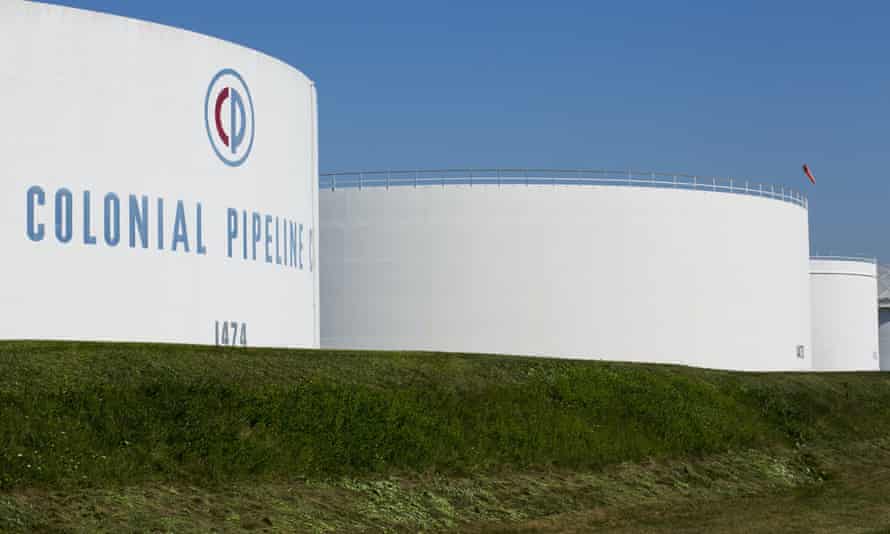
[2, 341, 890, 532]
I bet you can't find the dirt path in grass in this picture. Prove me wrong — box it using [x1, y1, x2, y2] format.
[475, 439, 890, 533]
[3, 439, 890, 533]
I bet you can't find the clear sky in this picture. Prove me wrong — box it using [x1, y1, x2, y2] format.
[43, 0, 890, 260]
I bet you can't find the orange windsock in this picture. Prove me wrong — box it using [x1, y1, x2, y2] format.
[802, 164, 816, 184]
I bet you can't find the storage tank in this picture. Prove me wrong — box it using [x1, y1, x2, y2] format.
[0, 3, 319, 347]
[879, 265, 890, 370]
[810, 258, 879, 371]
[320, 170, 812, 371]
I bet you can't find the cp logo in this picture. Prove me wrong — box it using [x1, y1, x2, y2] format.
[205, 69, 255, 167]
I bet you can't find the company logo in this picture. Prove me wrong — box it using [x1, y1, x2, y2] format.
[205, 69, 255, 167]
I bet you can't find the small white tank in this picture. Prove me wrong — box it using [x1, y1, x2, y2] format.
[881, 310, 890, 371]
[879, 265, 890, 370]
[810, 258, 879, 371]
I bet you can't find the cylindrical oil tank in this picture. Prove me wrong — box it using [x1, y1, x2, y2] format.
[810, 258, 879, 371]
[879, 265, 890, 370]
[320, 172, 813, 371]
[881, 309, 890, 371]
[0, 2, 319, 348]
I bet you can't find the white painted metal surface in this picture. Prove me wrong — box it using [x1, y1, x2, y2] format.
[881, 310, 890, 371]
[0, 2, 319, 347]
[878, 265, 890, 370]
[879, 265, 890, 305]
[321, 183, 812, 371]
[810, 259, 879, 371]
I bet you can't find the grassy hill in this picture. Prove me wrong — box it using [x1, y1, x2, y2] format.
[2, 341, 890, 531]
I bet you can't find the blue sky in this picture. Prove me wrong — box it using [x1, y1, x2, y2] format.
[46, 1, 890, 260]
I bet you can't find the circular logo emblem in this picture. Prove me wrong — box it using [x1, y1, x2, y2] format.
[205, 68, 255, 167]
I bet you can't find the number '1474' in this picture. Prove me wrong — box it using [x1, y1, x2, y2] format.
[215, 321, 247, 347]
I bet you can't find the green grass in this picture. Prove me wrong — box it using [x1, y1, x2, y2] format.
[3, 340, 890, 493]
[1, 438, 889, 532]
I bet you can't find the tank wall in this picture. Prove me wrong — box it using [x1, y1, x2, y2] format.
[0, 3, 319, 347]
[321, 185, 812, 371]
[879, 310, 890, 370]
[810, 260, 879, 371]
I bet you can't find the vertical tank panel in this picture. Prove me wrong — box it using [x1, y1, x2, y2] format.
[810, 259, 879, 371]
[880, 309, 890, 371]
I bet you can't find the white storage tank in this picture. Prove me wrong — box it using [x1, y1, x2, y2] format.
[0, 2, 319, 348]
[810, 258, 879, 371]
[881, 309, 890, 371]
[321, 170, 813, 371]
[879, 265, 890, 370]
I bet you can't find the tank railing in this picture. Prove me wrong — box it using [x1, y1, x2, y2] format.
[320, 168, 808, 209]
[810, 255, 878, 264]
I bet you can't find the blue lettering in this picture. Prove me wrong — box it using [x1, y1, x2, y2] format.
[252, 212, 261, 261]
[156, 198, 164, 250]
[23, 189, 310, 269]
[242, 211, 248, 259]
[54, 189, 73, 243]
[289, 221, 297, 267]
[129, 194, 149, 248]
[83, 191, 96, 245]
[172, 200, 189, 252]
[299, 223, 304, 270]
[264, 215, 273, 263]
[196, 203, 207, 255]
[226, 208, 238, 258]
[26, 186, 45, 242]
[104, 193, 120, 246]
[275, 216, 282, 265]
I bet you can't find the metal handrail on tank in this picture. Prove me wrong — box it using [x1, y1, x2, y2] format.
[810, 255, 878, 264]
[319, 168, 808, 209]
